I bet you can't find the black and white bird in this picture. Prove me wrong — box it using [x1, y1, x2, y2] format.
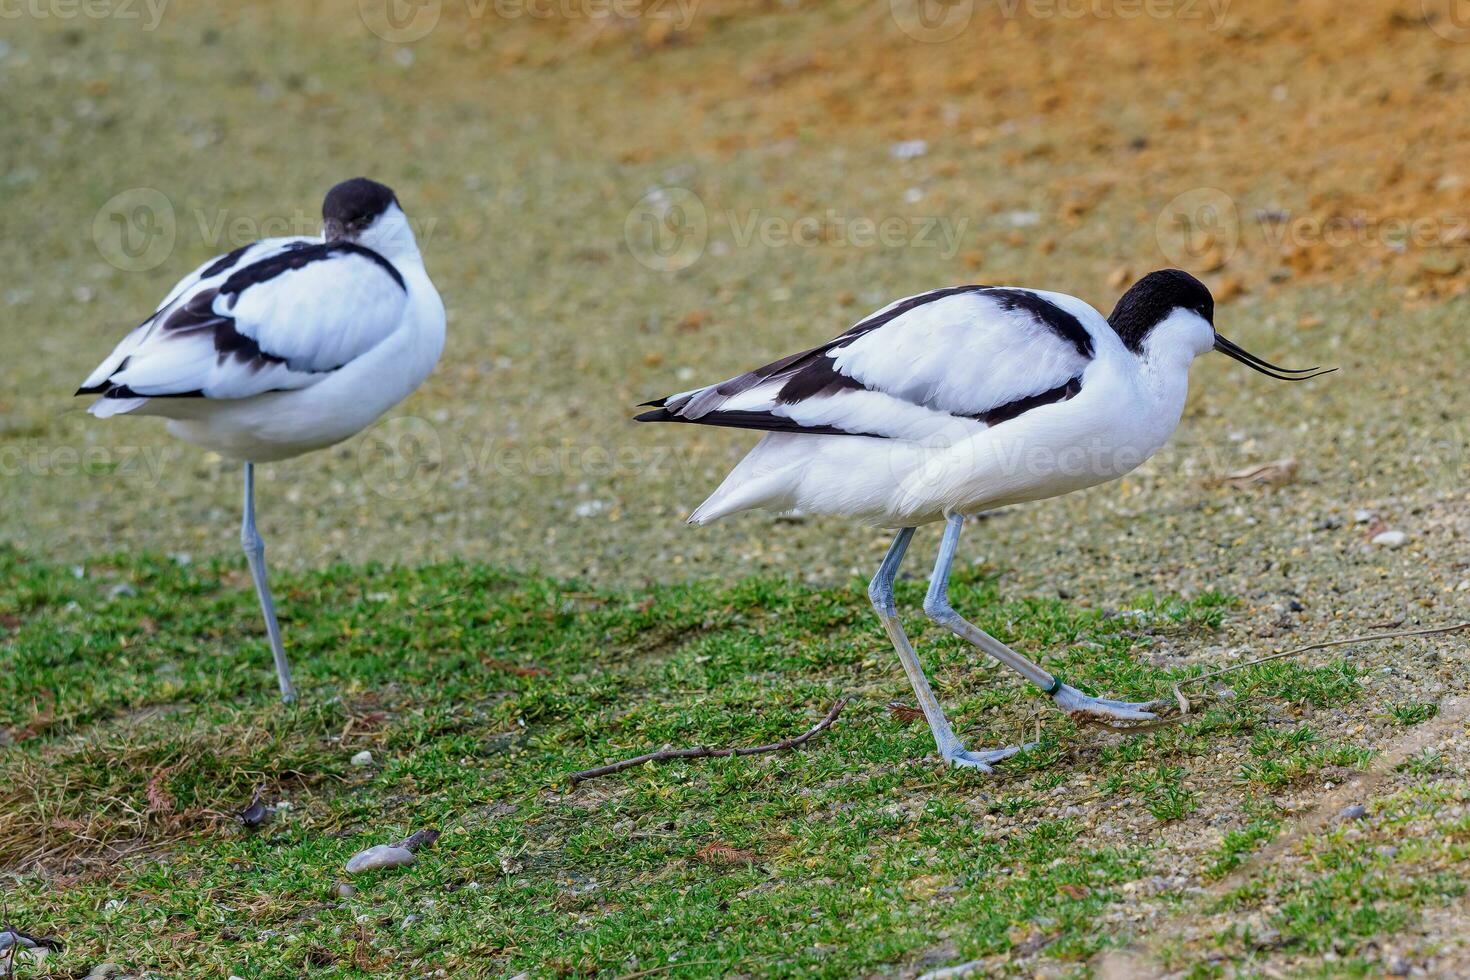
[637, 269, 1331, 770]
[77, 177, 446, 702]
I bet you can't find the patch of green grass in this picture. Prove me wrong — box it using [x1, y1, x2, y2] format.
[0, 545, 1238, 977]
[1388, 701, 1438, 726]
[1205, 780, 1470, 969]
[1204, 811, 1281, 881]
[1235, 725, 1374, 791]
[1132, 766, 1201, 823]
[1230, 660, 1364, 709]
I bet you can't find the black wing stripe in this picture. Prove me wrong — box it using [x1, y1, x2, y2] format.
[102, 384, 204, 400]
[839, 284, 991, 343]
[199, 244, 253, 279]
[639, 375, 1086, 437]
[220, 240, 405, 296]
[161, 289, 299, 374]
[774, 355, 866, 403]
[976, 376, 1082, 426]
[983, 289, 1093, 358]
[634, 406, 878, 438]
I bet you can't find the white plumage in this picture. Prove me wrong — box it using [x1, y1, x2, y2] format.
[639, 270, 1330, 770]
[80, 207, 443, 461]
[647, 284, 1194, 526]
[78, 178, 446, 700]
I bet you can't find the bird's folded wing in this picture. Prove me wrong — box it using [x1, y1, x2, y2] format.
[81, 242, 408, 401]
[77, 238, 317, 395]
[637, 286, 1097, 440]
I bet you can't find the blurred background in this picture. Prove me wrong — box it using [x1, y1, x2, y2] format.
[1, 0, 1466, 614]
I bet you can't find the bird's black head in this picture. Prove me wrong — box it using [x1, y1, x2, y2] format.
[322, 177, 399, 242]
[1111, 267, 1334, 382]
[1107, 268, 1214, 353]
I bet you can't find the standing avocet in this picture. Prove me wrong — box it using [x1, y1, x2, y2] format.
[77, 177, 446, 702]
[637, 269, 1330, 770]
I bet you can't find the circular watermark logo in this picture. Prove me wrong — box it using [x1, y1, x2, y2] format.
[1422, 0, 1470, 42]
[92, 187, 176, 272]
[624, 187, 709, 272]
[890, 0, 974, 43]
[1155, 187, 1239, 270]
[357, 415, 443, 500]
[358, 0, 442, 43]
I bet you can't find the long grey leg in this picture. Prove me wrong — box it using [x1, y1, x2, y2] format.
[868, 528, 1027, 771]
[923, 513, 1163, 722]
[241, 463, 297, 703]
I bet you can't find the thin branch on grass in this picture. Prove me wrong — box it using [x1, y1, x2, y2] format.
[568, 698, 848, 787]
[1067, 622, 1470, 732]
[1170, 621, 1470, 716]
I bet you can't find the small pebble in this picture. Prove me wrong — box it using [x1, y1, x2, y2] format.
[1371, 530, 1408, 548]
[889, 139, 928, 159]
[1338, 803, 1368, 821]
[334, 883, 356, 898]
[350, 750, 374, 767]
[1354, 509, 1375, 523]
[1386, 957, 1411, 976]
[346, 844, 416, 874]
[107, 582, 137, 600]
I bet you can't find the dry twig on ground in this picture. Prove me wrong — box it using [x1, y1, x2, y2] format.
[568, 698, 848, 787]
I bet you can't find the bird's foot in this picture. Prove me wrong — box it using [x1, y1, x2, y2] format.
[940, 742, 1035, 773]
[1051, 683, 1169, 728]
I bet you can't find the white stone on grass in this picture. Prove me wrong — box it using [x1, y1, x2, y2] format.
[346, 845, 416, 875]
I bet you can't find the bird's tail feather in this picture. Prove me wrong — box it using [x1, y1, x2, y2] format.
[686, 433, 814, 524]
[87, 395, 149, 418]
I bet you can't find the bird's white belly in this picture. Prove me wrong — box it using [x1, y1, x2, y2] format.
[893, 368, 1185, 524]
[160, 315, 443, 463]
[753, 365, 1185, 528]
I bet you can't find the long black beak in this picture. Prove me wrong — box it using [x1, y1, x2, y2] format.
[1213, 334, 1335, 382]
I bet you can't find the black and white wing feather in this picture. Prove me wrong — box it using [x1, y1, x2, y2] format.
[637, 286, 1099, 441]
[78, 240, 407, 410]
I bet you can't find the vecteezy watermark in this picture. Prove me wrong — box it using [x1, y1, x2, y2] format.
[890, 0, 974, 42]
[624, 188, 971, 272]
[92, 188, 177, 273]
[891, 0, 1227, 42]
[724, 209, 970, 259]
[624, 187, 709, 273]
[354, 415, 702, 500]
[1253, 209, 1470, 252]
[994, 0, 1230, 28]
[0, 0, 169, 29]
[91, 189, 442, 274]
[1421, 0, 1470, 42]
[1155, 187, 1240, 269]
[357, 415, 444, 501]
[0, 443, 176, 488]
[1156, 186, 1470, 270]
[357, 0, 698, 44]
